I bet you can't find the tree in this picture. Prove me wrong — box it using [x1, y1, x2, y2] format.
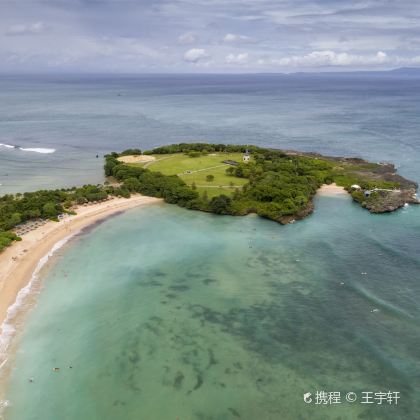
[226, 167, 235, 176]
[27, 209, 41, 219]
[120, 148, 142, 156]
[104, 157, 118, 176]
[5, 213, 21, 230]
[123, 177, 141, 192]
[206, 174, 215, 182]
[42, 202, 58, 219]
[209, 195, 232, 214]
[115, 188, 131, 198]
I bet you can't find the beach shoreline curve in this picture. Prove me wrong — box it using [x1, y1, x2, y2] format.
[0, 194, 162, 375]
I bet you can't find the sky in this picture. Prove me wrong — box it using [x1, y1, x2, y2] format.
[2, 0, 420, 73]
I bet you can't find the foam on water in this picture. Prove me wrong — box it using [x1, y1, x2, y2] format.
[18, 147, 56, 154]
[1, 74, 420, 194]
[0, 232, 78, 372]
[1, 74, 420, 419]
[0, 144, 56, 154]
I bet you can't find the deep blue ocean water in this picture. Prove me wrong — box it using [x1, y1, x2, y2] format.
[1, 74, 420, 419]
[1, 74, 420, 192]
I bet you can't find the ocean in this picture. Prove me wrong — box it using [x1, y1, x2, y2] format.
[1, 74, 420, 419]
[1, 74, 420, 193]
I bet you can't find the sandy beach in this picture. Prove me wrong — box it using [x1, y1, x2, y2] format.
[0, 183, 345, 338]
[317, 183, 348, 197]
[117, 155, 156, 164]
[0, 195, 161, 347]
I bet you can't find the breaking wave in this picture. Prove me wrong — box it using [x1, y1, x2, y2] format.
[0, 144, 56, 154]
[0, 233, 78, 373]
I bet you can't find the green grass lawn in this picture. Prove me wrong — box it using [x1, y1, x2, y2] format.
[131, 152, 249, 198]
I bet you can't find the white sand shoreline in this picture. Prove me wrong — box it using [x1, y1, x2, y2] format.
[317, 183, 348, 197]
[0, 194, 161, 376]
[0, 184, 344, 399]
[0, 184, 346, 345]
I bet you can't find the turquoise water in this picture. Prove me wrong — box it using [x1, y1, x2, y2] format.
[1, 74, 420, 419]
[4, 196, 420, 419]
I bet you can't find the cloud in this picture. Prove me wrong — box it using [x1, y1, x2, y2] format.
[178, 32, 196, 44]
[183, 48, 208, 63]
[225, 52, 249, 64]
[0, 35, 168, 72]
[223, 33, 254, 43]
[272, 50, 389, 67]
[2, 0, 420, 72]
[309, 36, 402, 52]
[6, 22, 46, 36]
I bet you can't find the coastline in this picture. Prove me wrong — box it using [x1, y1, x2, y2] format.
[317, 183, 348, 197]
[0, 183, 343, 373]
[0, 195, 161, 373]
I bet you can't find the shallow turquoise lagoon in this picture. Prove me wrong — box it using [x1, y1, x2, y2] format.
[4, 194, 420, 420]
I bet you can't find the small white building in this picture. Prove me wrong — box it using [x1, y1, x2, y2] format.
[351, 184, 361, 190]
[243, 150, 251, 163]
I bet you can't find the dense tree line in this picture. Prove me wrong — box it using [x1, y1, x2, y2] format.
[119, 148, 142, 156]
[106, 153, 200, 207]
[105, 144, 336, 223]
[0, 231, 19, 252]
[0, 183, 131, 251]
[144, 143, 262, 155]
[230, 151, 335, 220]
[1, 142, 397, 252]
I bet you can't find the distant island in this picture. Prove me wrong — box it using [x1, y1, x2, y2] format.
[1, 143, 418, 252]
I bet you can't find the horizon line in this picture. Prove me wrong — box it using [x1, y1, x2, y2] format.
[1, 66, 420, 77]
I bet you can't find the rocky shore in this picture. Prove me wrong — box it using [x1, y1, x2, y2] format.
[362, 188, 419, 213]
[285, 150, 419, 215]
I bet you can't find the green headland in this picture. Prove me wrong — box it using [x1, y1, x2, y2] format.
[1, 143, 418, 252]
[106, 143, 419, 221]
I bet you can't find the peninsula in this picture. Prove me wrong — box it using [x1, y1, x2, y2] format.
[0, 142, 417, 368]
[105, 143, 419, 223]
[1, 143, 418, 256]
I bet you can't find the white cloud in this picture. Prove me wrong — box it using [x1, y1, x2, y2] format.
[183, 48, 207, 63]
[309, 36, 401, 52]
[272, 50, 389, 67]
[223, 33, 254, 43]
[225, 52, 249, 64]
[6, 21, 46, 36]
[1, 0, 420, 72]
[178, 32, 196, 44]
